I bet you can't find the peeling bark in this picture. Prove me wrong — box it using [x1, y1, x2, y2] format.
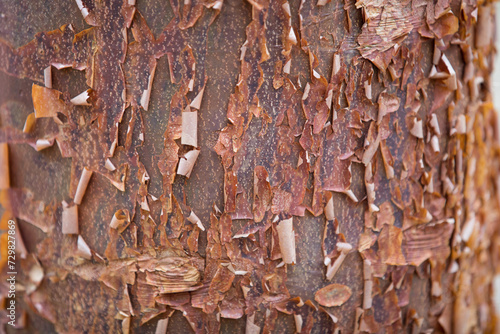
[0, 0, 499, 332]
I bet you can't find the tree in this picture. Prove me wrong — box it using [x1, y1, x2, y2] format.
[0, 0, 498, 332]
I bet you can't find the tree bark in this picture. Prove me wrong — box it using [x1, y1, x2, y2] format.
[0, 0, 498, 333]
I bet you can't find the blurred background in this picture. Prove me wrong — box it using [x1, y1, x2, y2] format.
[493, 4, 500, 109]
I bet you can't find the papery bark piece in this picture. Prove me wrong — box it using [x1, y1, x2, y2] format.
[181, 108, 198, 147]
[109, 209, 131, 232]
[34, 139, 54, 151]
[377, 92, 400, 124]
[187, 210, 205, 231]
[23, 112, 36, 133]
[177, 149, 200, 178]
[276, 218, 296, 264]
[76, 235, 92, 260]
[155, 318, 169, 334]
[32, 84, 67, 118]
[70, 89, 91, 105]
[378, 225, 406, 266]
[190, 80, 206, 110]
[74, 167, 92, 205]
[326, 242, 352, 280]
[62, 201, 78, 234]
[315, 284, 352, 307]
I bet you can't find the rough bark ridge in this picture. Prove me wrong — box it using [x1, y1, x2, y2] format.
[0, 0, 498, 332]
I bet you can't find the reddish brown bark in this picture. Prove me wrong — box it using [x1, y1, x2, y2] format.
[0, 0, 499, 333]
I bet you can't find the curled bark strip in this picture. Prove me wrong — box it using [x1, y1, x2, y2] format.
[74, 167, 92, 205]
[61, 201, 78, 235]
[1, 0, 499, 331]
[276, 218, 296, 265]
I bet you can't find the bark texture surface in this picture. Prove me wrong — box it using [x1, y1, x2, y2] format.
[0, 0, 499, 333]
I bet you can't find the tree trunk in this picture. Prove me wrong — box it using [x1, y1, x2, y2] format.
[0, 0, 498, 333]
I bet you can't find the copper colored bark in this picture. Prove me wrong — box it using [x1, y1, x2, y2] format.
[0, 0, 499, 333]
